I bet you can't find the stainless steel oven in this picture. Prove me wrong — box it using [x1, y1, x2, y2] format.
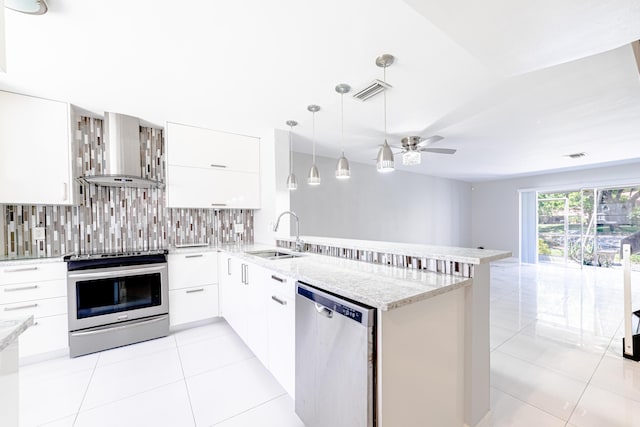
[66, 251, 169, 357]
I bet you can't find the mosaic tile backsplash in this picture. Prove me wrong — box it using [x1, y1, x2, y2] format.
[0, 116, 254, 258]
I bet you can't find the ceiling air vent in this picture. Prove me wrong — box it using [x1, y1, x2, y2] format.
[565, 152, 587, 159]
[352, 79, 392, 101]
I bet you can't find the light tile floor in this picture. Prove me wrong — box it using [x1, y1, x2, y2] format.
[18, 259, 640, 426]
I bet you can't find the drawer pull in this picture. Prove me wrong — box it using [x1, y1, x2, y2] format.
[185, 254, 204, 259]
[210, 164, 227, 169]
[271, 295, 287, 306]
[211, 203, 227, 207]
[4, 284, 38, 292]
[4, 266, 38, 273]
[186, 288, 205, 294]
[271, 275, 285, 283]
[4, 303, 38, 311]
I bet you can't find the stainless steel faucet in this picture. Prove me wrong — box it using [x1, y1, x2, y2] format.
[273, 211, 304, 252]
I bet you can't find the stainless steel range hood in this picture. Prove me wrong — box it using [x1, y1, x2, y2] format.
[79, 112, 164, 189]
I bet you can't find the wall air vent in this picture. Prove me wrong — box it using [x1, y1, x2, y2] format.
[565, 152, 587, 159]
[352, 79, 392, 101]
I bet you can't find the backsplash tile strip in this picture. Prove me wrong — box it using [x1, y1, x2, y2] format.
[0, 115, 253, 258]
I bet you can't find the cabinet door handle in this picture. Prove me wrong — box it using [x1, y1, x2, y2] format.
[4, 284, 38, 292]
[186, 288, 205, 294]
[210, 164, 227, 169]
[271, 275, 285, 283]
[185, 254, 204, 258]
[4, 303, 38, 311]
[4, 266, 38, 273]
[211, 203, 227, 207]
[271, 295, 287, 306]
[227, 258, 231, 275]
[62, 182, 68, 201]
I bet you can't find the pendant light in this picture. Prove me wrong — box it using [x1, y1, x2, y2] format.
[335, 84, 351, 180]
[285, 120, 298, 190]
[307, 104, 321, 186]
[376, 54, 395, 173]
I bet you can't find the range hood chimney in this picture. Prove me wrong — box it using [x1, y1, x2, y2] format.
[80, 112, 164, 189]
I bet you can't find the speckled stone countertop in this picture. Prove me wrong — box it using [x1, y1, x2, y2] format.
[0, 254, 71, 266]
[219, 244, 472, 311]
[278, 236, 511, 264]
[169, 244, 219, 255]
[0, 316, 34, 352]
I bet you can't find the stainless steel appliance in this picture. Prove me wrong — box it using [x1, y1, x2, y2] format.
[295, 281, 376, 427]
[66, 251, 169, 357]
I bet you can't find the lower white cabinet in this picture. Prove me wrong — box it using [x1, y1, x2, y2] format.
[218, 252, 295, 397]
[265, 271, 295, 398]
[168, 252, 219, 328]
[0, 261, 68, 359]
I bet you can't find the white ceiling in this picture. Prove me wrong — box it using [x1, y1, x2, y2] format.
[1, 0, 639, 182]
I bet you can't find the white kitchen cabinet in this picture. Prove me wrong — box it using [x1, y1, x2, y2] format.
[166, 122, 260, 173]
[0, 90, 74, 205]
[265, 270, 296, 398]
[167, 251, 219, 328]
[218, 254, 268, 366]
[0, 260, 68, 359]
[167, 165, 260, 209]
[165, 121, 261, 209]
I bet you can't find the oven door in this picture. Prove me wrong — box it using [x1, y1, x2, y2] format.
[67, 263, 168, 331]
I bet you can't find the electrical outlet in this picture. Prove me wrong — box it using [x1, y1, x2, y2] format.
[233, 223, 244, 234]
[33, 227, 46, 241]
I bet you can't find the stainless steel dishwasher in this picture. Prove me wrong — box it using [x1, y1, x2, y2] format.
[295, 281, 376, 427]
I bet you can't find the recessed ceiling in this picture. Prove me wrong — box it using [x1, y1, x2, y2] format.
[1, 0, 639, 182]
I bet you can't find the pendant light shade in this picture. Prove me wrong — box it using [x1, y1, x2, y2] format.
[285, 120, 298, 190]
[307, 104, 321, 186]
[335, 83, 351, 180]
[377, 140, 395, 172]
[375, 54, 395, 173]
[5, 0, 48, 14]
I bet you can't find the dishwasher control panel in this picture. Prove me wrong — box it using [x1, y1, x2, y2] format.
[297, 282, 370, 325]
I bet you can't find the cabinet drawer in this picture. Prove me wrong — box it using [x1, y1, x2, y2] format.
[1, 296, 67, 318]
[19, 314, 68, 358]
[0, 262, 66, 285]
[267, 272, 295, 299]
[169, 285, 219, 327]
[168, 252, 218, 290]
[0, 278, 66, 305]
[166, 165, 260, 209]
[166, 122, 260, 173]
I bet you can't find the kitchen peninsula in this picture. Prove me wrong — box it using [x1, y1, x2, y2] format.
[220, 238, 511, 426]
[0, 316, 33, 427]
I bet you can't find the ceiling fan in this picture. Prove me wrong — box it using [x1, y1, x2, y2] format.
[390, 135, 456, 165]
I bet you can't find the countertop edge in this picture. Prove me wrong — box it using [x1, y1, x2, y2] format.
[0, 316, 34, 352]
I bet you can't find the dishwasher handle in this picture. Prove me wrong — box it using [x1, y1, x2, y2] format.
[315, 303, 333, 318]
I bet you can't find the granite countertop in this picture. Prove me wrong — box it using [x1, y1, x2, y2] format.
[0, 254, 72, 266]
[219, 244, 472, 311]
[169, 244, 219, 255]
[277, 235, 511, 264]
[0, 316, 34, 352]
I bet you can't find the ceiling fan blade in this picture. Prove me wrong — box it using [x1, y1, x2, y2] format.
[421, 147, 456, 155]
[416, 135, 444, 148]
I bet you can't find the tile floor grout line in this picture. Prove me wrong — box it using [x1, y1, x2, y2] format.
[208, 392, 288, 426]
[182, 354, 258, 380]
[72, 350, 101, 427]
[563, 321, 621, 425]
[175, 336, 198, 427]
[490, 386, 568, 424]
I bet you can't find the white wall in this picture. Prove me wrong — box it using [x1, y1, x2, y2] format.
[471, 161, 640, 257]
[253, 129, 291, 244]
[290, 152, 472, 246]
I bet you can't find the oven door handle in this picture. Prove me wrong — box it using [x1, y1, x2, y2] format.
[67, 265, 167, 280]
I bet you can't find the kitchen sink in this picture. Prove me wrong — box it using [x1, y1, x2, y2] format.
[246, 250, 304, 260]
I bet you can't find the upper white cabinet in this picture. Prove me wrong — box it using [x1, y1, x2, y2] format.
[0, 91, 74, 205]
[166, 122, 261, 209]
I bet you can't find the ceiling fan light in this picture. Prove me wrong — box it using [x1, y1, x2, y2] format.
[335, 155, 350, 179]
[376, 140, 394, 173]
[308, 164, 321, 185]
[286, 173, 298, 190]
[5, 0, 48, 14]
[402, 151, 421, 166]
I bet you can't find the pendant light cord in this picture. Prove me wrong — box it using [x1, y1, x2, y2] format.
[383, 66, 387, 140]
[312, 111, 316, 162]
[289, 125, 293, 174]
[341, 93, 345, 156]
